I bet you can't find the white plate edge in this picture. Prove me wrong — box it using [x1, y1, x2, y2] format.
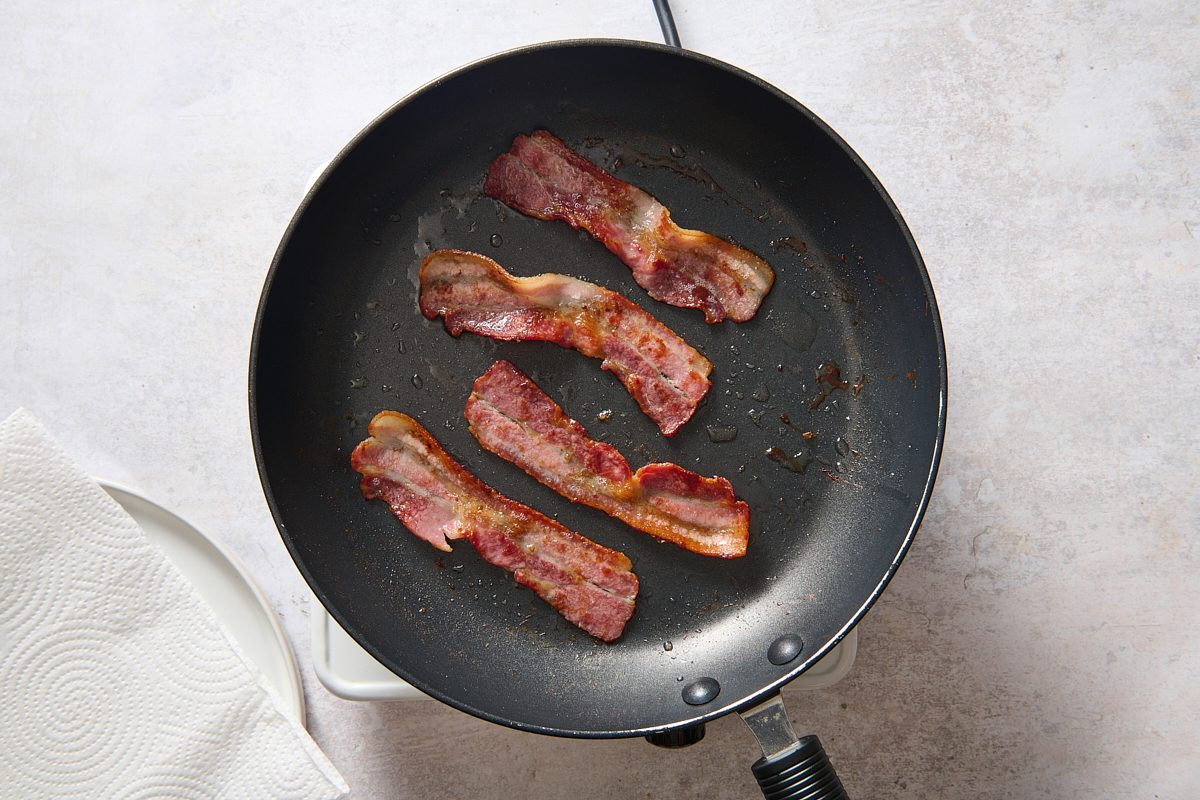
[98, 479, 307, 723]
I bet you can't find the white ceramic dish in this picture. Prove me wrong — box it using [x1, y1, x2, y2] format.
[100, 481, 306, 722]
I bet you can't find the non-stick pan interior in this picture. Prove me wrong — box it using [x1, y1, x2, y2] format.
[252, 41, 944, 736]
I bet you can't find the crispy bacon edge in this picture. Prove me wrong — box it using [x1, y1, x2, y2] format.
[483, 130, 775, 323]
[350, 410, 638, 641]
[418, 249, 712, 437]
[466, 360, 750, 558]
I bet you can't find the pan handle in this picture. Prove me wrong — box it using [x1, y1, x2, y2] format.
[739, 694, 849, 800]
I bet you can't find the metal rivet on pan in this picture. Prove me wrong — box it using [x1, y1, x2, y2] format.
[767, 634, 805, 665]
[682, 677, 720, 705]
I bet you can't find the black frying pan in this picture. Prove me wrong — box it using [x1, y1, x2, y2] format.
[251, 38, 945, 799]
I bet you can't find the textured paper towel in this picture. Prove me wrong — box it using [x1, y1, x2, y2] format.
[0, 409, 348, 799]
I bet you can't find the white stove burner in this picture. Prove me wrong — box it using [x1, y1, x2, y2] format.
[311, 597, 857, 701]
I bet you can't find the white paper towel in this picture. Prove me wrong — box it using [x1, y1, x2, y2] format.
[0, 409, 348, 799]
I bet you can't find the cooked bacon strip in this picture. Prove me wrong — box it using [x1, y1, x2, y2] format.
[351, 411, 638, 641]
[466, 361, 750, 558]
[483, 130, 775, 323]
[419, 249, 711, 437]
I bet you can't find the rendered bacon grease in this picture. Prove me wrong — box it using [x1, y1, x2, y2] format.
[484, 130, 775, 323]
[466, 361, 750, 558]
[418, 249, 711, 437]
[351, 411, 638, 641]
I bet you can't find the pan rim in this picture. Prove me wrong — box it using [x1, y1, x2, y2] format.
[249, 37, 948, 738]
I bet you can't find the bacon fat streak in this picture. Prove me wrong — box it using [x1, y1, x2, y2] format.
[484, 130, 775, 323]
[419, 249, 711, 437]
[351, 411, 638, 641]
[466, 361, 750, 558]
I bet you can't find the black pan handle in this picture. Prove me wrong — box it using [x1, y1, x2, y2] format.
[651, 0, 682, 48]
[739, 695, 849, 800]
[752, 735, 847, 800]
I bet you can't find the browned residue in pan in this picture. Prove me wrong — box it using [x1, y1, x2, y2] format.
[809, 361, 850, 410]
[771, 236, 808, 255]
[780, 412, 818, 440]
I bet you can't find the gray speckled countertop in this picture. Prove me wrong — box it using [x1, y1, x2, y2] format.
[2, 1, 1197, 797]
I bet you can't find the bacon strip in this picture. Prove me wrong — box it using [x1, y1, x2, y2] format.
[351, 411, 638, 641]
[483, 130, 775, 323]
[419, 249, 711, 437]
[466, 361, 750, 558]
